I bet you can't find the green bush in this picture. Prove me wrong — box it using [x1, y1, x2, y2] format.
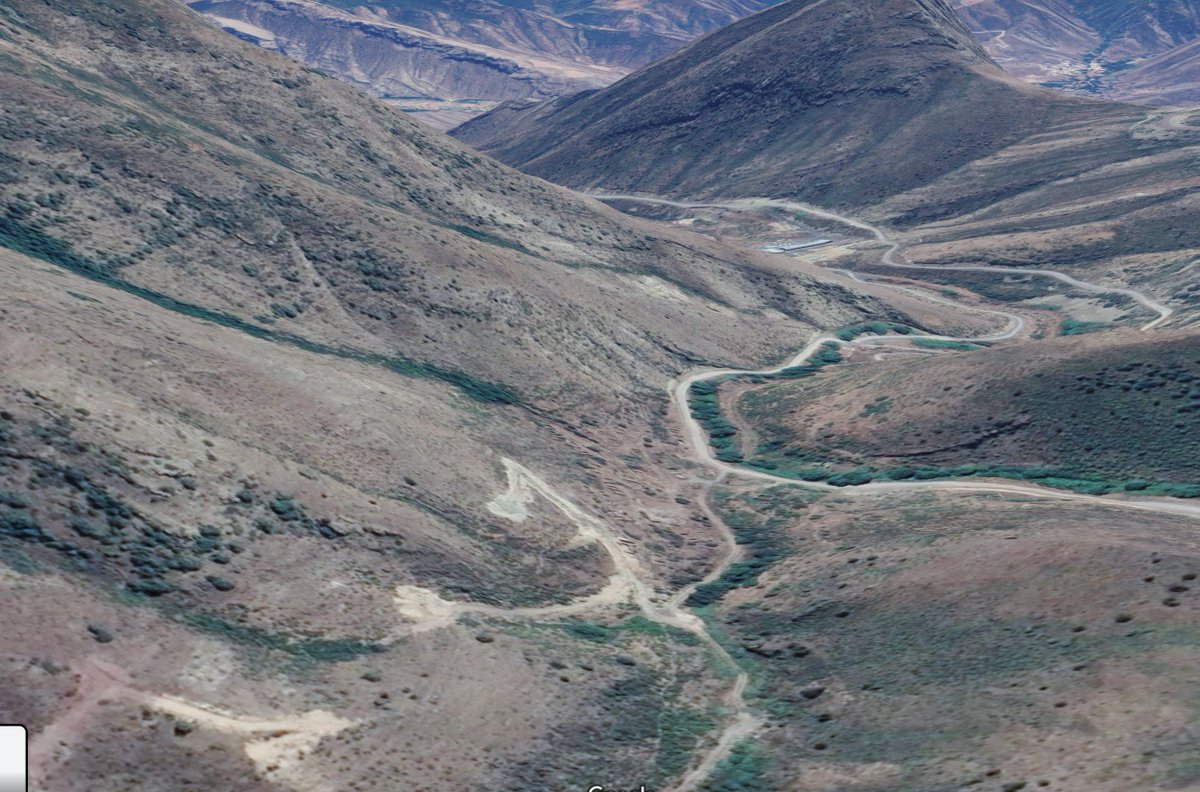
[560, 620, 613, 643]
[70, 519, 108, 540]
[702, 739, 769, 791]
[911, 338, 983, 351]
[181, 612, 386, 662]
[0, 491, 30, 509]
[827, 469, 874, 487]
[657, 707, 717, 779]
[687, 507, 790, 607]
[835, 322, 913, 341]
[1060, 319, 1109, 336]
[127, 577, 175, 597]
[0, 509, 50, 542]
[269, 495, 303, 521]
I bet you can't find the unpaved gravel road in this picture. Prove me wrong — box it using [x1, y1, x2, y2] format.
[34, 195, 1187, 792]
[591, 192, 1174, 330]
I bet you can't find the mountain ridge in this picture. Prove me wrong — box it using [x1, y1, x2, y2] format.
[452, 0, 1131, 206]
[185, 0, 783, 126]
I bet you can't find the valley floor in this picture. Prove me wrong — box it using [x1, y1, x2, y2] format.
[10, 191, 1200, 791]
[596, 192, 1200, 790]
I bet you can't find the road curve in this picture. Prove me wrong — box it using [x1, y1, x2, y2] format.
[590, 192, 1175, 331]
[658, 194, 1199, 514]
[671, 337, 1200, 521]
[376, 194, 1187, 792]
[392, 457, 760, 792]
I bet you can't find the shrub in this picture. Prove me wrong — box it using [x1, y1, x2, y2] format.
[180, 612, 386, 662]
[1060, 319, 1109, 336]
[269, 495, 302, 521]
[560, 620, 613, 643]
[0, 491, 29, 509]
[0, 510, 49, 542]
[127, 577, 175, 597]
[206, 575, 235, 591]
[70, 519, 108, 540]
[835, 322, 913, 341]
[911, 338, 983, 351]
[0, 215, 519, 405]
[827, 469, 874, 487]
[702, 739, 769, 791]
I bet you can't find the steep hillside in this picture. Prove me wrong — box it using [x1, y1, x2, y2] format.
[1120, 37, 1200, 104]
[951, 0, 1101, 82]
[1077, 0, 1200, 57]
[953, 0, 1200, 104]
[452, 0, 1135, 205]
[185, 0, 782, 127]
[0, 0, 913, 788]
[695, 483, 1200, 791]
[8, 1, 1200, 789]
[0, 0, 892, 413]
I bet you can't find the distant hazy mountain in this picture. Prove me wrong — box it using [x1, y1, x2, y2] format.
[952, 0, 1200, 105]
[183, 0, 782, 127]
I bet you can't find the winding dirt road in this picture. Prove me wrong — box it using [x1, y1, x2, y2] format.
[590, 192, 1175, 330]
[390, 457, 757, 791]
[53, 196, 1184, 792]
[654, 194, 1198, 512]
[594, 191, 1200, 787]
[135, 195, 1190, 792]
[436, 194, 1192, 790]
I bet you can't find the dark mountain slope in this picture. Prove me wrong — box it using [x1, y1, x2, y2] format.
[454, 0, 1200, 302]
[453, 0, 1138, 206]
[1079, 0, 1200, 56]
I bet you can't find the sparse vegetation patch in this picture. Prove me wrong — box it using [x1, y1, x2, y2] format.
[0, 213, 519, 405]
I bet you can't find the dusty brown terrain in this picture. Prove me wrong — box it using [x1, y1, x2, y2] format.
[618, 185, 1200, 789]
[0, 243, 735, 791]
[730, 328, 1200, 491]
[0, 0, 913, 414]
[952, 0, 1200, 105]
[883, 104, 1200, 319]
[697, 483, 1200, 791]
[0, 0, 933, 788]
[5, 0, 1200, 789]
